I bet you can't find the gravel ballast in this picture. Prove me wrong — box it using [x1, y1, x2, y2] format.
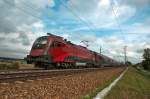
[0, 67, 124, 99]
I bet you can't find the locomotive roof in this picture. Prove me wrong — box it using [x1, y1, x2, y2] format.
[47, 33, 63, 39]
[40, 36, 48, 38]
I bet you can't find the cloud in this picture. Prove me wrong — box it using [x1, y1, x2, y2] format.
[113, 5, 136, 22]
[18, 32, 30, 46]
[0, 45, 29, 58]
[47, 0, 136, 34]
[0, 0, 149, 64]
[79, 35, 97, 42]
[0, 0, 46, 33]
[119, 0, 150, 7]
[65, 32, 149, 63]
[40, 0, 150, 63]
[46, 0, 55, 7]
[0, 0, 54, 58]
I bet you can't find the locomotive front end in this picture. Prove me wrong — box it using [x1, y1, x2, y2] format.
[26, 36, 52, 65]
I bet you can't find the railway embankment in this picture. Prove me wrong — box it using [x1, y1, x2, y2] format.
[0, 67, 124, 99]
[104, 67, 150, 99]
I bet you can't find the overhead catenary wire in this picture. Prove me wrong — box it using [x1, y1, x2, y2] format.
[110, 1, 147, 63]
[109, 0, 128, 63]
[3, 0, 90, 48]
[3, 0, 41, 21]
[68, 0, 129, 62]
[68, 1, 126, 62]
[18, 0, 42, 13]
[67, 0, 127, 59]
[4, 0, 130, 60]
[59, 0, 96, 35]
[67, 0, 98, 32]
[3, 0, 91, 48]
[66, 0, 102, 48]
[2, 0, 70, 35]
[110, 0, 125, 39]
[8, 0, 91, 39]
[59, 0, 105, 48]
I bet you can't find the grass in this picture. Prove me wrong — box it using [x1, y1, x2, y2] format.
[105, 67, 150, 99]
[82, 74, 120, 99]
[0, 61, 19, 70]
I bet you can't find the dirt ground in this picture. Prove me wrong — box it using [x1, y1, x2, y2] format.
[0, 67, 124, 99]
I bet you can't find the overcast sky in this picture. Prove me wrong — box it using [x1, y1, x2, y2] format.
[0, 0, 150, 63]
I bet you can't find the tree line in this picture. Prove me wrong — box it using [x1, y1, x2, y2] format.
[142, 48, 150, 71]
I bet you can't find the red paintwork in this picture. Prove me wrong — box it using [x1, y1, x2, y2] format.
[30, 49, 44, 57]
[29, 34, 116, 64]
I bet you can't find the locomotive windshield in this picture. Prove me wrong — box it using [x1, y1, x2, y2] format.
[32, 36, 48, 49]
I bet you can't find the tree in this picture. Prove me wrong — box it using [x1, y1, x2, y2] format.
[126, 61, 132, 66]
[142, 48, 150, 71]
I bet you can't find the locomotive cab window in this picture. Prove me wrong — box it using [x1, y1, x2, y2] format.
[51, 41, 64, 48]
[32, 36, 48, 49]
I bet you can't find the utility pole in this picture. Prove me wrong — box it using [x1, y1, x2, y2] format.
[124, 46, 127, 65]
[100, 46, 102, 54]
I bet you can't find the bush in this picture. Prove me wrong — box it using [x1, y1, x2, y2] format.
[11, 61, 20, 69]
[0, 62, 19, 70]
[0, 64, 8, 70]
[142, 60, 150, 71]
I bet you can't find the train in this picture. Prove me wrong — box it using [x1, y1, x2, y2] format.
[25, 33, 121, 69]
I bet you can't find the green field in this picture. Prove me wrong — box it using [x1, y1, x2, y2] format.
[105, 67, 150, 99]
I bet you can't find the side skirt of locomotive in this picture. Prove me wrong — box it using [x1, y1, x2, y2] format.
[25, 55, 105, 69]
[39, 62, 95, 69]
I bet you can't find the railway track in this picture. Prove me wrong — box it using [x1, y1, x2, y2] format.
[0, 68, 44, 74]
[0, 67, 124, 83]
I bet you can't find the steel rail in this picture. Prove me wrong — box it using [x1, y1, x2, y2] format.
[0, 67, 124, 83]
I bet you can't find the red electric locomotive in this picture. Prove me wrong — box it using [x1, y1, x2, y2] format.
[26, 33, 118, 69]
